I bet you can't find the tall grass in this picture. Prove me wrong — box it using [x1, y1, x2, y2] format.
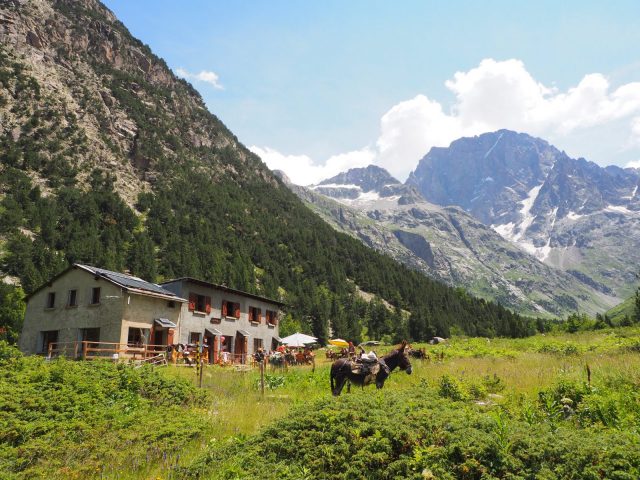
[6, 327, 640, 479]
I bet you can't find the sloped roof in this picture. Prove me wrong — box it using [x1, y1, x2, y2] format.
[77, 265, 185, 301]
[26, 264, 186, 302]
[161, 277, 286, 306]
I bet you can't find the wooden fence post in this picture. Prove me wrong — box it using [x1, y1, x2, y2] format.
[260, 359, 265, 398]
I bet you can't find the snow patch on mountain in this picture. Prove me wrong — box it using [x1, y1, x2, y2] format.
[605, 205, 633, 214]
[520, 238, 552, 262]
[550, 207, 559, 228]
[311, 183, 359, 190]
[491, 184, 547, 256]
[354, 190, 380, 202]
[484, 132, 504, 159]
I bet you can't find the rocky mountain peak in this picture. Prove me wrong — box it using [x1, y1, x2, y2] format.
[406, 129, 563, 225]
[273, 169, 292, 185]
[404, 128, 640, 301]
[319, 164, 399, 192]
[313, 165, 423, 205]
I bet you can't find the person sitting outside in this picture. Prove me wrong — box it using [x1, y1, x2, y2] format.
[348, 341, 356, 359]
[254, 347, 265, 364]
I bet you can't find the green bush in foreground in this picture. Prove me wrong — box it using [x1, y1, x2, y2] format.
[182, 387, 640, 480]
[0, 343, 208, 479]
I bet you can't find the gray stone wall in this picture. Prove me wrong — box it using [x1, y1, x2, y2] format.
[120, 292, 182, 345]
[162, 280, 281, 356]
[19, 267, 183, 354]
[19, 267, 125, 354]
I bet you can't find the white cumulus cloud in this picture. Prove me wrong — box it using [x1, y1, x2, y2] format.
[255, 58, 640, 184]
[175, 67, 224, 89]
[249, 146, 374, 186]
[626, 160, 640, 169]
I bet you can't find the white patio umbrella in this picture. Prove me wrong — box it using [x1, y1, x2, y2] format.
[279, 332, 318, 347]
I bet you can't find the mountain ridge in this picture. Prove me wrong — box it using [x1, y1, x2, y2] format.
[408, 129, 640, 299]
[286, 165, 615, 317]
[0, 0, 535, 342]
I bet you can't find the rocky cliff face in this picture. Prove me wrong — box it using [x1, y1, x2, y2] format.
[408, 130, 640, 299]
[314, 165, 423, 205]
[289, 167, 616, 317]
[0, 0, 250, 206]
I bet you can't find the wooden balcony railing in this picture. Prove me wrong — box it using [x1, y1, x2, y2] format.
[46, 341, 168, 361]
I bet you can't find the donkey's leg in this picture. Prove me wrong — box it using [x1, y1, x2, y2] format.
[333, 376, 346, 396]
[335, 377, 348, 397]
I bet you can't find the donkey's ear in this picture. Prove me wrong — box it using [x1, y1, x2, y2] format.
[399, 340, 407, 351]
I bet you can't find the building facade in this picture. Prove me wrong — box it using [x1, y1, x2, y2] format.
[19, 264, 185, 356]
[161, 278, 283, 364]
[19, 265, 283, 364]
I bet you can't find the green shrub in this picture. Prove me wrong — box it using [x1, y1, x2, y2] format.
[438, 374, 467, 401]
[0, 357, 208, 478]
[182, 388, 640, 480]
[255, 374, 286, 390]
[0, 340, 22, 363]
[467, 382, 487, 400]
[481, 373, 505, 393]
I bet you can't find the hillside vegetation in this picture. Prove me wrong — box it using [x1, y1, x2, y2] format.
[607, 291, 640, 325]
[184, 328, 640, 479]
[0, 342, 208, 479]
[3, 327, 640, 479]
[1, 0, 534, 342]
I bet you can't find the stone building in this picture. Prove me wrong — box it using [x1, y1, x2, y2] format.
[19, 264, 185, 355]
[160, 277, 284, 364]
[19, 265, 283, 363]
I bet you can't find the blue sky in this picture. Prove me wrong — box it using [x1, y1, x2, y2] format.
[103, 0, 640, 184]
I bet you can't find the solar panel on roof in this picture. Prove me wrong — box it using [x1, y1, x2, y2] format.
[81, 265, 177, 296]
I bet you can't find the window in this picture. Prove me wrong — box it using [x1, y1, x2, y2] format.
[249, 306, 261, 323]
[46, 292, 55, 309]
[188, 293, 211, 314]
[189, 332, 202, 344]
[91, 287, 101, 305]
[266, 310, 278, 326]
[39, 330, 59, 354]
[222, 300, 240, 319]
[253, 338, 263, 352]
[196, 295, 206, 312]
[67, 289, 78, 307]
[127, 327, 150, 347]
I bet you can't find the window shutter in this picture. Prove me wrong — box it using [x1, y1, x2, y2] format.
[205, 296, 212, 314]
[249, 308, 254, 322]
[221, 301, 227, 316]
[234, 303, 241, 319]
[257, 309, 262, 323]
[188, 293, 196, 312]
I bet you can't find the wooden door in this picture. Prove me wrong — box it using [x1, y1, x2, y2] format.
[212, 336, 219, 364]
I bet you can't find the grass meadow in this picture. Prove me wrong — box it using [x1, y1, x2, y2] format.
[2, 327, 640, 479]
